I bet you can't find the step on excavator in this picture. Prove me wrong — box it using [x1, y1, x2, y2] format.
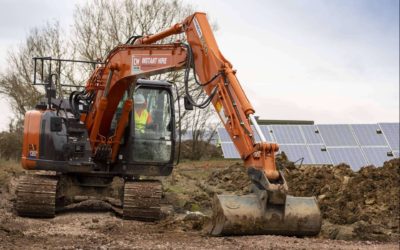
[17, 12, 321, 236]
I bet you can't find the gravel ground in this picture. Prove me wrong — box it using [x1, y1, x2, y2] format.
[0, 212, 398, 250]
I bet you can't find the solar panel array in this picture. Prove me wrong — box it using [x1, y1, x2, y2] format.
[217, 123, 399, 171]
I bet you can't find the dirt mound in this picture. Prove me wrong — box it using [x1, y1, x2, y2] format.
[206, 162, 251, 194]
[285, 158, 399, 241]
[190, 155, 400, 242]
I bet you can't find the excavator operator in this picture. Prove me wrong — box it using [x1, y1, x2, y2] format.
[134, 93, 153, 134]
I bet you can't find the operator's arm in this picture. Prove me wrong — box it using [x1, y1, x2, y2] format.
[146, 112, 153, 125]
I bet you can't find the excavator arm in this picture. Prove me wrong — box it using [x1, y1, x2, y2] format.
[83, 12, 321, 236]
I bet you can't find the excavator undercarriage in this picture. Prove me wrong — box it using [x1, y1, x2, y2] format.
[16, 173, 163, 221]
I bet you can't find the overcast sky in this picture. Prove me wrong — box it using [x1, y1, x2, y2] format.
[0, 0, 398, 130]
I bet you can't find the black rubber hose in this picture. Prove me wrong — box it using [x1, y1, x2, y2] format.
[181, 43, 219, 109]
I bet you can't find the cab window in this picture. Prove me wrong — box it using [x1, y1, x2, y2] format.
[132, 87, 173, 162]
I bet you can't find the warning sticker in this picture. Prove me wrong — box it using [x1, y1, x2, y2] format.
[28, 144, 38, 158]
[215, 101, 228, 124]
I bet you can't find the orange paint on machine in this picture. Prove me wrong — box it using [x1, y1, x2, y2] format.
[21, 110, 42, 170]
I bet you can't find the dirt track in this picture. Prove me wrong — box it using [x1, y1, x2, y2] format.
[0, 159, 399, 249]
[1, 211, 398, 250]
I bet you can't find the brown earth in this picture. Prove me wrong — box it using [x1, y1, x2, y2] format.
[0, 158, 399, 249]
[163, 156, 400, 242]
[283, 156, 400, 242]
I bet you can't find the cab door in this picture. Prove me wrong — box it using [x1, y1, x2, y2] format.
[131, 85, 175, 163]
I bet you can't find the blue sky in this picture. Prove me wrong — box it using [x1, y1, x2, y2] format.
[0, 0, 398, 130]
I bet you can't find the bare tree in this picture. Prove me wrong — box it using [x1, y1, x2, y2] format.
[72, 0, 193, 61]
[181, 104, 220, 160]
[0, 22, 71, 159]
[0, 22, 68, 121]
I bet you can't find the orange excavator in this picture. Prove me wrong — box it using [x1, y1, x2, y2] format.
[17, 12, 321, 236]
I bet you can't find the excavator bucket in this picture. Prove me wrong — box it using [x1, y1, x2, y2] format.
[209, 170, 322, 236]
[210, 194, 321, 236]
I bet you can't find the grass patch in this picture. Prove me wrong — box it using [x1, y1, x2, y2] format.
[164, 184, 187, 194]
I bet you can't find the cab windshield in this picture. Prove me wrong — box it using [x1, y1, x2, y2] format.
[132, 87, 173, 162]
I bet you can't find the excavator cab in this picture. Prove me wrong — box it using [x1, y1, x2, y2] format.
[114, 79, 177, 176]
[131, 80, 174, 163]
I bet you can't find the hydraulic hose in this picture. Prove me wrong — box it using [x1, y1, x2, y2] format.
[181, 43, 219, 109]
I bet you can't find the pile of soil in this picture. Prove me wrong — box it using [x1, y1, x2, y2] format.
[205, 163, 251, 194]
[199, 155, 400, 242]
[284, 157, 399, 241]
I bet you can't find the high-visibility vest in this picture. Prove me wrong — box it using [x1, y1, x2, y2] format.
[135, 109, 149, 133]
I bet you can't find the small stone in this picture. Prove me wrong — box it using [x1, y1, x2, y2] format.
[342, 176, 350, 185]
[92, 218, 99, 223]
[365, 198, 375, 205]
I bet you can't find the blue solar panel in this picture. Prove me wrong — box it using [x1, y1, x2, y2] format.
[379, 123, 400, 151]
[328, 147, 368, 171]
[220, 142, 240, 158]
[250, 125, 261, 142]
[217, 126, 275, 143]
[318, 124, 358, 146]
[260, 125, 276, 142]
[279, 145, 313, 164]
[351, 124, 388, 146]
[270, 125, 304, 144]
[218, 123, 399, 168]
[308, 145, 333, 165]
[362, 147, 395, 167]
[249, 125, 275, 143]
[300, 125, 324, 144]
[217, 127, 232, 142]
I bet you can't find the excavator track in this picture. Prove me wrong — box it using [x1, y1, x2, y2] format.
[123, 180, 162, 221]
[15, 174, 58, 218]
